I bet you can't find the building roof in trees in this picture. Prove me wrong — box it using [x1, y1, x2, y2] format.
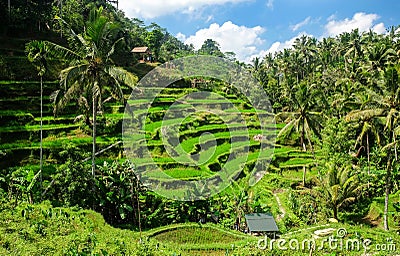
[131, 47, 151, 53]
[245, 213, 279, 233]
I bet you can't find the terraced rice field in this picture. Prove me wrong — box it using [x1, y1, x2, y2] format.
[0, 81, 317, 182]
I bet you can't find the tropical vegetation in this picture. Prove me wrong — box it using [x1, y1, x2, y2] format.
[0, 1, 399, 255]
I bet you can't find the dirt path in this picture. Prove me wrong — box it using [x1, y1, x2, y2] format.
[273, 190, 286, 221]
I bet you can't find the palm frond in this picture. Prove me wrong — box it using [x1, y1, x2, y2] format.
[107, 38, 124, 60]
[395, 126, 400, 136]
[381, 140, 399, 152]
[106, 66, 138, 88]
[277, 118, 298, 139]
[60, 64, 88, 90]
[53, 82, 82, 114]
[44, 41, 81, 62]
[345, 108, 385, 122]
[384, 108, 398, 131]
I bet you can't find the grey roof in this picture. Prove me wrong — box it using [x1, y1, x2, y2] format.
[245, 213, 279, 232]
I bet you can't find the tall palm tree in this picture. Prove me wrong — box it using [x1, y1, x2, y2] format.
[346, 106, 383, 176]
[349, 66, 399, 230]
[276, 82, 324, 155]
[380, 66, 400, 230]
[47, 7, 138, 177]
[26, 40, 48, 198]
[293, 35, 317, 78]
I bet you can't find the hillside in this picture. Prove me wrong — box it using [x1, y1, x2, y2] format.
[1, 2, 400, 256]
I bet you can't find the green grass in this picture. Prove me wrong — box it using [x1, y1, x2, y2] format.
[0, 201, 179, 255]
[279, 157, 315, 168]
[153, 226, 246, 245]
[146, 223, 255, 251]
[1, 201, 398, 256]
[0, 134, 119, 150]
[164, 168, 213, 179]
[0, 123, 80, 133]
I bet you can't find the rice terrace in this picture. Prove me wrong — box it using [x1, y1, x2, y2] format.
[0, 0, 400, 255]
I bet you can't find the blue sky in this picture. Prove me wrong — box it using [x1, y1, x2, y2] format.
[119, 0, 400, 62]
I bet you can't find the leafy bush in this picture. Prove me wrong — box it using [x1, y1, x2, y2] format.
[46, 144, 93, 208]
[95, 160, 142, 227]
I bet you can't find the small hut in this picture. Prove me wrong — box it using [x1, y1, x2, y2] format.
[245, 213, 279, 237]
[131, 47, 152, 63]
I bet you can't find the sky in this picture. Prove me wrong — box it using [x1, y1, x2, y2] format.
[118, 0, 400, 62]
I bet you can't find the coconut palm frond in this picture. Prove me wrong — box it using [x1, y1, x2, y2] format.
[381, 140, 399, 152]
[60, 64, 88, 90]
[107, 66, 138, 88]
[44, 41, 81, 62]
[54, 82, 82, 113]
[345, 108, 385, 122]
[384, 108, 398, 131]
[107, 38, 124, 60]
[78, 96, 89, 110]
[74, 114, 86, 123]
[395, 126, 400, 136]
[277, 118, 298, 139]
[354, 121, 371, 147]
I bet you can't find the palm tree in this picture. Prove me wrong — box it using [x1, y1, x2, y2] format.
[349, 66, 399, 230]
[276, 82, 324, 154]
[26, 40, 48, 198]
[380, 66, 399, 230]
[345, 29, 364, 62]
[293, 35, 317, 78]
[47, 7, 138, 178]
[346, 107, 383, 176]
[316, 163, 363, 220]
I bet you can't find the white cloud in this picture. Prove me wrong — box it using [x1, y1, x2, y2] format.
[248, 49, 268, 61]
[119, 0, 250, 19]
[372, 23, 386, 34]
[324, 12, 385, 37]
[182, 21, 265, 62]
[176, 32, 187, 42]
[291, 17, 311, 32]
[266, 0, 274, 9]
[265, 32, 312, 54]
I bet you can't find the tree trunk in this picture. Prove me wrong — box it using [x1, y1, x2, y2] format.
[137, 178, 142, 238]
[384, 152, 392, 231]
[39, 75, 43, 199]
[302, 166, 306, 187]
[367, 133, 370, 174]
[333, 206, 338, 220]
[394, 131, 398, 161]
[301, 120, 306, 151]
[367, 133, 370, 189]
[92, 96, 97, 178]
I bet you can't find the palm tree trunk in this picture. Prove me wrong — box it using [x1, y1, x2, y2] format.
[333, 206, 338, 220]
[367, 133, 370, 175]
[367, 133, 370, 189]
[92, 96, 97, 178]
[384, 152, 392, 231]
[302, 166, 306, 187]
[136, 178, 142, 238]
[301, 123, 306, 151]
[394, 131, 398, 161]
[40, 75, 43, 199]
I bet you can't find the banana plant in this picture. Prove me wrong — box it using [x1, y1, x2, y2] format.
[9, 168, 41, 204]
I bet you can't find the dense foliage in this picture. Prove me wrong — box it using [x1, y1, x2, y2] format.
[0, 1, 400, 255]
